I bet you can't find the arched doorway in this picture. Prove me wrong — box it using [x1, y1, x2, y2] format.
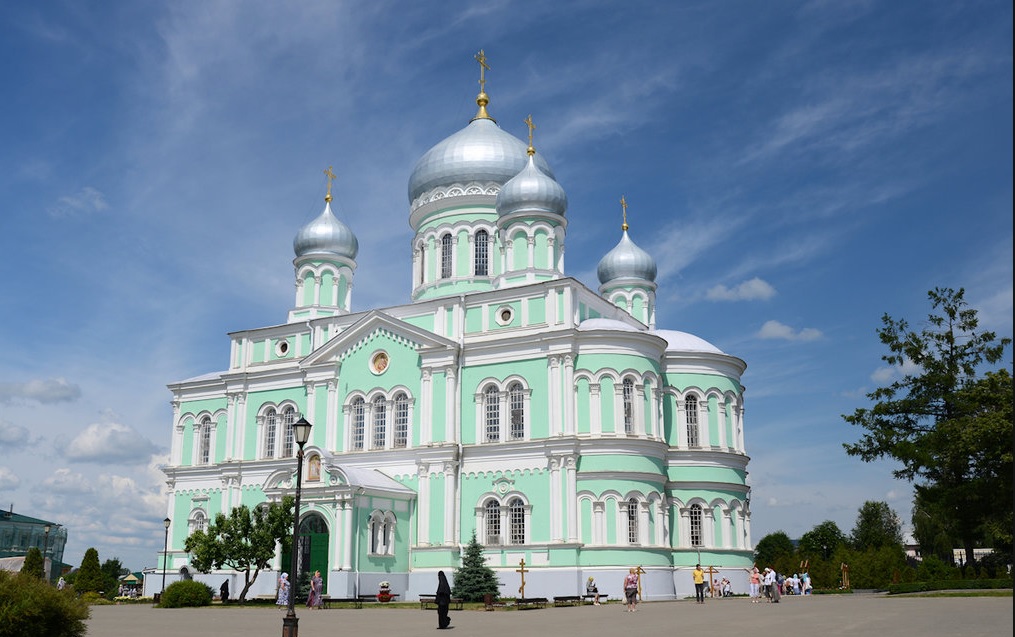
[284, 512, 329, 594]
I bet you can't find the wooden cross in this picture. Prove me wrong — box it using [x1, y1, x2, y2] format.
[620, 195, 629, 231]
[635, 565, 645, 601]
[475, 49, 490, 93]
[516, 559, 528, 598]
[706, 565, 718, 597]
[524, 114, 536, 152]
[323, 166, 336, 203]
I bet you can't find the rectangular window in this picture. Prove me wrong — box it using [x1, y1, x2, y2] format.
[474, 231, 489, 276]
[352, 401, 365, 450]
[686, 397, 699, 447]
[690, 505, 703, 547]
[394, 396, 409, 448]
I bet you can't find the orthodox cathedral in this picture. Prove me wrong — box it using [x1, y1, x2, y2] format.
[155, 54, 754, 600]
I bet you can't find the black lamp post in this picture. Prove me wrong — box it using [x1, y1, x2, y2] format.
[161, 517, 171, 597]
[43, 524, 51, 581]
[282, 417, 313, 637]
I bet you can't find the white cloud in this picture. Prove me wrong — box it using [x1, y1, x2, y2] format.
[40, 468, 94, 495]
[758, 320, 823, 341]
[0, 467, 20, 489]
[62, 422, 160, 464]
[0, 378, 81, 405]
[707, 277, 777, 301]
[870, 358, 921, 384]
[46, 187, 109, 218]
[0, 421, 30, 450]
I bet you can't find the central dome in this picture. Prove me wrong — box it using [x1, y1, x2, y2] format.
[408, 118, 554, 206]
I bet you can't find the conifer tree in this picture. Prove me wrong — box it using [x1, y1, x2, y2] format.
[75, 548, 105, 594]
[452, 531, 500, 602]
[20, 546, 45, 579]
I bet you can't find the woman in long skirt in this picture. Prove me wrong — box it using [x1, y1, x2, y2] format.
[276, 572, 290, 608]
[307, 571, 323, 609]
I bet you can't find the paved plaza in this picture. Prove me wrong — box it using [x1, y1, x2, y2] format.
[87, 594, 1011, 637]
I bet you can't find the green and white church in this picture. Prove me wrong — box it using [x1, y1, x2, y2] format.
[154, 59, 754, 600]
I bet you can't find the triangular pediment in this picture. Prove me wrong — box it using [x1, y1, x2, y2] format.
[300, 310, 457, 368]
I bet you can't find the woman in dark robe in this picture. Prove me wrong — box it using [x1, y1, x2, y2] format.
[436, 570, 452, 629]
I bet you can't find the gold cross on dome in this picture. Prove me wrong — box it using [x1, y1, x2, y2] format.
[524, 114, 536, 154]
[324, 166, 336, 203]
[475, 49, 490, 92]
[620, 195, 629, 231]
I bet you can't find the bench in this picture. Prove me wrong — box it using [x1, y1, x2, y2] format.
[320, 596, 363, 609]
[553, 596, 582, 606]
[418, 595, 464, 610]
[515, 597, 548, 609]
[582, 594, 610, 604]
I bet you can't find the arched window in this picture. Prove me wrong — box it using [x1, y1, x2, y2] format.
[198, 416, 212, 464]
[509, 382, 525, 440]
[372, 395, 387, 449]
[474, 229, 489, 276]
[509, 498, 525, 545]
[484, 385, 500, 443]
[485, 500, 501, 545]
[281, 407, 296, 457]
[351, 398, 365, 451]
[393, 392, 409, 448]
[440, 234, 453, 279]
[685, 395, 699, 447]
[622, 378, 635, 434]
[189, 510, 207, 534]
[263, 409, 277, 458]
[626, 498, 639, 544]
[689, 504, 703, 547]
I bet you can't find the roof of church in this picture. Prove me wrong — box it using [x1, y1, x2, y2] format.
[496, 151, 567, 218]
[597, 229, 658, 285]
[293, 200, 358, 260]
[652, 329, 724, 354]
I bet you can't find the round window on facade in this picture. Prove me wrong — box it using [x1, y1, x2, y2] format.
[370, 351, 390, 375]
[496, 306, 514, 326]
[275, 340, 290, 357]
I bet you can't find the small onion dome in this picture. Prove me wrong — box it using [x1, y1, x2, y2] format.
[496, 153, 567, 217]
[408, 118, 554, 205]
[597, 230, 657, 284]
[293, 201, 359, 259]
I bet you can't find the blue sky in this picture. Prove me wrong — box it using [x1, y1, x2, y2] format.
[0, 1, 1011, 571]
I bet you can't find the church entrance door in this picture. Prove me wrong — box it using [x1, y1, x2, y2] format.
[282, 512, 329, 595]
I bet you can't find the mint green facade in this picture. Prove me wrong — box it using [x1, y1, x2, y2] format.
[157, 80, 755, 601]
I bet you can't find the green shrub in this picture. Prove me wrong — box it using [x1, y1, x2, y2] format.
[0, 570, 90, 637]
[887, 578, 1013, 594]
[159, 580, 214, 608]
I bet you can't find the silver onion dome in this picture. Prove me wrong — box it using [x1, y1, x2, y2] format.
[597, 230, 657, 284]
[293, 202, 359, 259]
[496, 153, 567, 218]
[408, 118, 554, 205]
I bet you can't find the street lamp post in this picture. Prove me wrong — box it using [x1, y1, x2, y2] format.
[43, 524, 51, 581]
[161, 517, 171, 599]
[282, 417, 313, 637]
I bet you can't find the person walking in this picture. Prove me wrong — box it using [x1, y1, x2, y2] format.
[623, 568, 639, 612]
[307, 570, 323, 609]
[220, 580, 229, 604]
[276, 572, 290, 609]
[749, 567, 761, 603]
[692, 564, 706, 604]
[436, 571, 452, 629]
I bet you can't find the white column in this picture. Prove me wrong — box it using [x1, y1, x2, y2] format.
[417, 464, 431, 545]
[718, 402, 728, 449]
[341, 499, 353, 570]
[547, 356, 561, 436]
[445, 368, 457, 444]
[294, 278, 304, 309]
[700, 401, 711, 448]
[590, 384, 602, 436]
[565, 456, 578, 542]
[634, 385, 646, 436]
[224, 394, 236, 460]
[170, 400, 183, 465]
[593, 502, 605, 545]
[563, 355, 575, 435]
[327, 380, 338, 452]
[443, 462, 457, 545]
[420, 369, 432, 444]
[548, 457, 561, 542]
[638, 501, 650, 545]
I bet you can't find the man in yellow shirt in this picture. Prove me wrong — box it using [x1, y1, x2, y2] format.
[692, 564, 706, 604]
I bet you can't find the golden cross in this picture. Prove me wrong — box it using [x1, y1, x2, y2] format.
[475, 49, 490, 93]
[516, 559, 528, 598]
[524, 114, 536, 155]
[323, 166, 336, 203]
[620, 195, 629, 231]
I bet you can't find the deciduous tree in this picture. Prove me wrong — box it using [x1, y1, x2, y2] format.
[843, 287, 1012, 564]
[183, 497, 294, 602]
[753, 531, 795, 572]
[850, 501, 902, 551]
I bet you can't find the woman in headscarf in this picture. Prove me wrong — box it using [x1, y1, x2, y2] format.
[307, 570, 323, 609]
[276, 572, 290, 608]
[436, 571, 452, 629]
